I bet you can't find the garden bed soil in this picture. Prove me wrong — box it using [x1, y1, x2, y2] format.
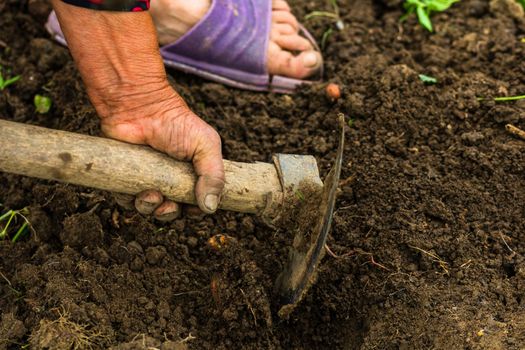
[1, 0, 525, 348]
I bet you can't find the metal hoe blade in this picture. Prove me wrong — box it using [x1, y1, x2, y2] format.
[277, 114, 345, 318]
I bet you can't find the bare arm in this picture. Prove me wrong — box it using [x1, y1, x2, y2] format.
[51, 0, 225, 215]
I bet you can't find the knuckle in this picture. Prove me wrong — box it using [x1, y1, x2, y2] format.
[201, 128, 222, 148]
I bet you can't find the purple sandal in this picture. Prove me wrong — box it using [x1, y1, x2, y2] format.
[46, 0, 323, 93]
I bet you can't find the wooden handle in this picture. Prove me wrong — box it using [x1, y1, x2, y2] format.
[0, 120, 283, 215]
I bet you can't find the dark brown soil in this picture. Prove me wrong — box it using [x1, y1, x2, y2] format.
[1, 0, 525, 349]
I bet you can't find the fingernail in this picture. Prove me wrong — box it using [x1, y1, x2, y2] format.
[138, 193, 159, 207]
[303, 52, 318, 68]
[156, 211, 180, 222]
[156, 206, 177, 216]
[139, 199, 158, 208]
[204, 194, 219, 212]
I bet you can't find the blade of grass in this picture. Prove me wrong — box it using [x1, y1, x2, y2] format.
[321, 27, 333, 50]
[0, 211, 16, 238]
[0, 210, 14, 222]
[12, 222, 28, 242]
[494, 95, 525, 102]
[305, 11, 339, 20]
[330, 0, 340, 16]
[478, 95, 525, 102]
[4, 75, 20, 86]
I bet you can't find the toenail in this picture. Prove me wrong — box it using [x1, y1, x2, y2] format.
[303, 52, 318, 68]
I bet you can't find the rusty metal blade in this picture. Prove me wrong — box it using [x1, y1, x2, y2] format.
[277, 114, 345, 318]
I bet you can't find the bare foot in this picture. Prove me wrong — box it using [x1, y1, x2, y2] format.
[150, 0, 322, 79]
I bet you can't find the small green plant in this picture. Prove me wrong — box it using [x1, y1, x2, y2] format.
[517, 0, 525, 9]
[0, 66, 20, 90]
[321, 28, 334, 50]
[0, 206, 31, 242]
[402, 0, 460, 32]
[34, 94, 52, 114]
[305, 0, 344, 49]
[419, 74, 438, 84]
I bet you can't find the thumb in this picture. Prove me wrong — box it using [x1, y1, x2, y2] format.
[192, 128, 225, 214]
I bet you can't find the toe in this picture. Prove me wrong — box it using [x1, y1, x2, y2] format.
[272, 10, 299, 31]
[272, 0, 291, 11]
[267, 41, 322, 79]
[271, 32, 313, 52]
[268, 2, 323, 80]
[135, 190, 164, 215]
[274, 23, 298, 35]
[154, 200, 181, 221]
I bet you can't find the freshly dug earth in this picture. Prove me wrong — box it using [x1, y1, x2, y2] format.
[1, 0, 525, 348]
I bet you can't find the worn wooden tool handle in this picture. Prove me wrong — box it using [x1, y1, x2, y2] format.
[0, 120, 283, 215]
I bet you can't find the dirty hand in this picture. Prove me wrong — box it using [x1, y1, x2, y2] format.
[52, 1, 225, 220]
[102, 87, 225, 221]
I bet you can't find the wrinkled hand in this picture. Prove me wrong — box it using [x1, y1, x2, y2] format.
[51, 1, 224, 221]
[98, 85, 225, 221]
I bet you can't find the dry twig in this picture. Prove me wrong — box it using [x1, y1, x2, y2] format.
[240, 288, 257, 326]
[505, 124, 525, 141]
[459, 260, 472, 268]
[409, 245, 449, 274]
[500, 233, 514, 254]
[0, 270, 12, 286]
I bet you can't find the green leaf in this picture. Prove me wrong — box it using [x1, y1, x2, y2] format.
[427, 0, 459, 12]
[419, 74, 438, 84]
[0, 74, 20, 90]
[402, 0, 460, 31]
[416, 6, 433, 31]
[34, 94, 52, 114]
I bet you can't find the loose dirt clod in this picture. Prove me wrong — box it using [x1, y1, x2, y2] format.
[60, 211, 103, 248]
[0, 313, 27, 349]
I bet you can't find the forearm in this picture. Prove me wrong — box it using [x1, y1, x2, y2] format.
[61, 0, 150, 11]
[51, 0, 225, 215]
[51, 0, 175, 121]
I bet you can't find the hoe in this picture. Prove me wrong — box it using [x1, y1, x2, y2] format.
[0, 115, 344, 317]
